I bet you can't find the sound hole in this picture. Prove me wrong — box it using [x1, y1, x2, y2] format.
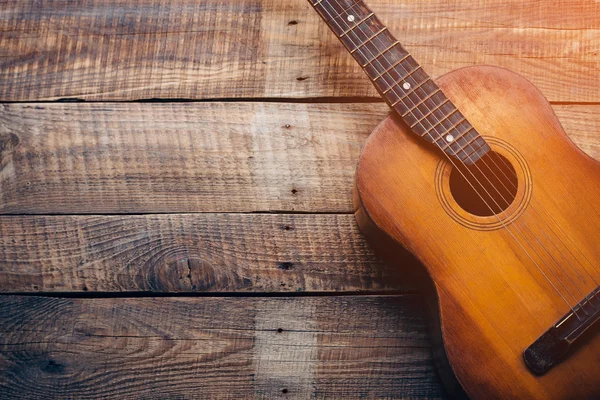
[449, 151, 518, 217]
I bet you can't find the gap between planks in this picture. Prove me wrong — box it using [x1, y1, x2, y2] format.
[0, 291, 421, 299]
[1, 98, 599, 105]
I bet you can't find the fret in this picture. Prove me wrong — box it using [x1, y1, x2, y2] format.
[439, 127, 477, 151]
[309, 0, 491, 164]
[361, 41, 399, 67]
[450, 123, 478, 148]
[456, 146, 490, 165]
[340, 12, 375, 37]
[382, 66, 422, 94]
[410, 99, 451, 128]
[373, 54, 410, 81]
[382, 66, 422, 95]
[447, 127, 480, 154]
[361, 36, 405, 77]
[455, 139, 490, 162]
[420, 103, 460, 134]
[315, 0, 359, 22]
[458, 133, 484, 154]
[343, 14, 394, 56]
[319, 3, 368, 38]
[407, 83, 444, 111]
[350, 27, 388, 54]
[390, 78, 431, 107]
[443, 116, 467, 137]
[419, 107, 460, 136]
[443, 126, 481, 155]
[401, 89, 441, 118]
[460, 137, 487, 156]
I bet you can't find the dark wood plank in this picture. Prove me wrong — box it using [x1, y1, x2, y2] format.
[1, 103, 598, 215]
[0, 214, 413, 293]
[0, 0, 598, 102]
[0, 295, 446, 399]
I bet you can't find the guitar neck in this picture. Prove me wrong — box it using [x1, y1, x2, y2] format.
[308, 0, 490, 164]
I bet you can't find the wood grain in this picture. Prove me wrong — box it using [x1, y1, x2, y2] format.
[0, 0, 598, 102]
[0, 102, 598, 214]
[553, 104, 600, 159]
[0, 214, 412, 293]
[0, 295, 445, 399]
[0, 102, 374, 214]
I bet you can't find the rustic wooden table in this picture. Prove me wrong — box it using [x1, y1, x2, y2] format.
[0, 1, 598, 398]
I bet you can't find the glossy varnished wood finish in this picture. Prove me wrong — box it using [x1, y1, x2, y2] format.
[355, 66, 600, 399]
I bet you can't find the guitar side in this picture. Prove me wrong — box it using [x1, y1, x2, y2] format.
[354, 65, 600, 399]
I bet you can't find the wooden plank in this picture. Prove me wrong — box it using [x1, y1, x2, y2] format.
[0, 295, 445, 399]
[0, 102, 374, 214]
[0, 0, 598, 102]
[1, 103, 598, 215]
[553, 105, 600, 159]
[0, 214, 411, 293]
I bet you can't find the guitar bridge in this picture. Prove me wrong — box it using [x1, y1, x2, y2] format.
[523, 286, 600, 375]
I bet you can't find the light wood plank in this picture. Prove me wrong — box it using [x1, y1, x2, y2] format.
[0, 103, 598, 215]
[0, 295, 445, 399]
[553, 104, 600, 159]
[0, 214, 410, 293]
[0, 0, 598, 102]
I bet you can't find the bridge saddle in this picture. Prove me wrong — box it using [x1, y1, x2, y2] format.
[523, 286, 600, 375]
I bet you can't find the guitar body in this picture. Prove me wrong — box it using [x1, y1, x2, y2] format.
[354, 66, 600, 399]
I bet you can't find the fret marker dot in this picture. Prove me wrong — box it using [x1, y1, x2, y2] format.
[402, 82, 411, 90]
[446, 135, 455, 143]
[347, 15, 355, 22]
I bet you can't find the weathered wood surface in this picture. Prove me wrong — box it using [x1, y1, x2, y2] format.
[0, 295, 445, 399]
[1, 103, 598, 214]
[1, 1, 598, 398]
[0, 102, 372, 214]
[0, 214, 408, 294]
[0, 0, 599, 102]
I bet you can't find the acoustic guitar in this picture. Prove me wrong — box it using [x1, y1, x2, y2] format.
[308, 0, 600, 398]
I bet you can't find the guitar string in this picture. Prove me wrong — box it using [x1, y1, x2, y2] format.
[469, 147, 599, 303]
[330, 1, 598, 315]
[312, 0, 579, 313]
[312, 0, 584, 318]
[334, 2, 599, 316]
[483, 148, 599, 293]
[333, 5, 592, 315]
[334, 3, 599, 307]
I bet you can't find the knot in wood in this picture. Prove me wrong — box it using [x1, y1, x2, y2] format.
[0, 132, 20, 158]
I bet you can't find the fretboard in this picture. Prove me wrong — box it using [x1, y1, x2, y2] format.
[309, 0, 490, 164]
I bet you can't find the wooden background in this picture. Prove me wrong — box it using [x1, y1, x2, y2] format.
[0, 0, 599, 398]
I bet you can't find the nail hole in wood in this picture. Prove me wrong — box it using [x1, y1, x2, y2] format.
[278, 262, 294, 270]
[0, 133, 20, 156]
